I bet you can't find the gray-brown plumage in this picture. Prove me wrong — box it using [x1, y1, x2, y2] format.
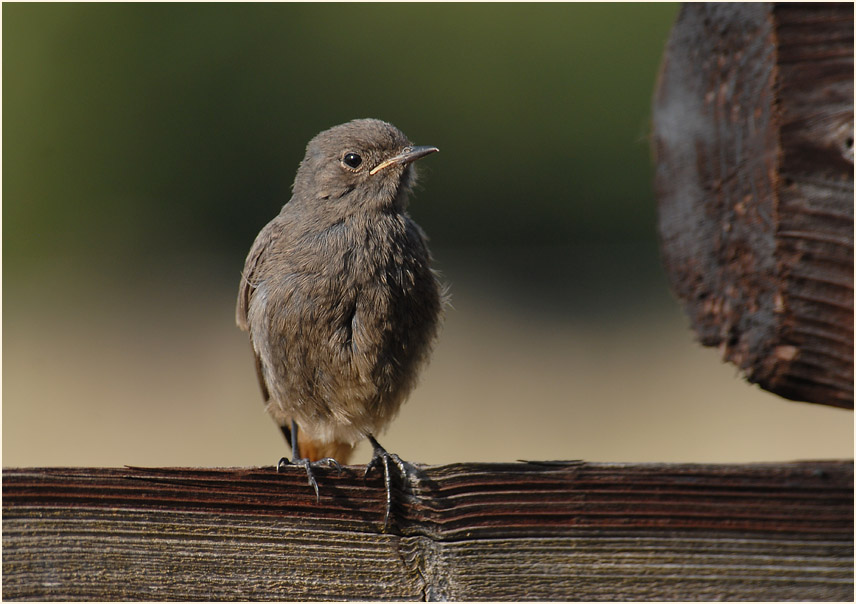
[236, 119, 443, 512]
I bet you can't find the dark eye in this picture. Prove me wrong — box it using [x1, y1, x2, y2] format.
[342, 152, 362, 169]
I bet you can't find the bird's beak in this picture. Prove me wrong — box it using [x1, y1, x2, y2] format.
[369, 145, 439, 175]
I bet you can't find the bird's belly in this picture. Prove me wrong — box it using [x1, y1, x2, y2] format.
[256, 266, 438, 445]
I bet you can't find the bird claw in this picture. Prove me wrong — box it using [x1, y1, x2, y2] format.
[364, 436, 420, 532]
[278, 456, 343, 502]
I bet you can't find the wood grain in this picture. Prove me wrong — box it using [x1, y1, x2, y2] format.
[3, 461, 853, 600]
[653, 3, 854, 407]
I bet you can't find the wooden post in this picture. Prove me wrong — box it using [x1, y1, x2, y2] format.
[3, 462, 853, 600]
[653, 3, 854, 408]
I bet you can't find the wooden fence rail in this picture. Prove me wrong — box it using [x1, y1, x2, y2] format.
[2, 461, 853, 601]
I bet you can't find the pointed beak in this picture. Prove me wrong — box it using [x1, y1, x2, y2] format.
[369, 145, 439, 175]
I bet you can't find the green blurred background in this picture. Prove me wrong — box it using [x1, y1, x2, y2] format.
[4, 3, 851, 468]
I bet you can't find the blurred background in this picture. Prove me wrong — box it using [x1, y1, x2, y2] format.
[4, 3, 852, 468]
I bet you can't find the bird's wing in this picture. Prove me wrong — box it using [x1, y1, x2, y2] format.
[236, 228, 270, 331]
[236, 224, 278, 402]
[252, 342, 271, 402]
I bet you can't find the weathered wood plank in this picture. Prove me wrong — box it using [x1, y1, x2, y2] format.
[653, 2, 854, 408]
[3, 462, 852, 601]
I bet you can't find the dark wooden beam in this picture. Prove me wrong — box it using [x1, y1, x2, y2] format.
[653, 3, 854, 408]
[3, 461, 853, 600]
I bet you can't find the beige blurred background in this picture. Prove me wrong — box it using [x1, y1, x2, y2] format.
[4, 251, 852, 468]
[4, 3, 852, 468]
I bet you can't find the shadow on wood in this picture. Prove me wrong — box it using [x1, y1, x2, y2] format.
[3, 461, 853, 601]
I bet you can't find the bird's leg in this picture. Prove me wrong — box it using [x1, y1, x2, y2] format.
[277, 420, 342, 501]
[364, 434, 421, 531]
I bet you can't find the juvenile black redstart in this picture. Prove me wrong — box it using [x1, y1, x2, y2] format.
[236, 119, 443, 525]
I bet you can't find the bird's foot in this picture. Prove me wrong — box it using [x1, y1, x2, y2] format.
[277, 456, 342, 501]
[364, 435, 421, 532]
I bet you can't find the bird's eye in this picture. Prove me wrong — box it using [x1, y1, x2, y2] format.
[342, 152, 363, 169]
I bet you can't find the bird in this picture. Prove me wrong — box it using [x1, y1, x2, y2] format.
[236, 118, 443, 527]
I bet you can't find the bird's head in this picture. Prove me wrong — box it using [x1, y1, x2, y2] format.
[291, 118, 438, 216]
